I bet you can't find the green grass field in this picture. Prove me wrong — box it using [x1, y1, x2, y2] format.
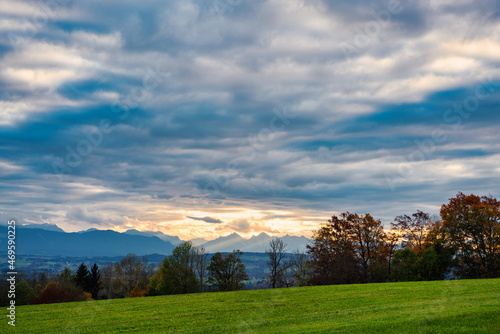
[10, 279, 500, 333]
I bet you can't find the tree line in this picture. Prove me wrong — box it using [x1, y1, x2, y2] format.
[1, 192, 498, 305]
[0, 247, 248, 306]
[265, 192, 500, 288]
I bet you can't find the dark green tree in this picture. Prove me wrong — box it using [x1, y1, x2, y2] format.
[75, 263, 90, 291]
[88, 263, 101, 299]
[417, 247, 440, 280]
[59, 267, 75, 287]
[149, 242, 200, 295]
[207, 250, 248, 291]
[390, 248, 419, 281]
[16, 281, 35, 306]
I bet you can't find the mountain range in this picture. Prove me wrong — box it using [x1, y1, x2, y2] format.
[199, 232, 310, 253]
[9, 227, 176, 257]
[1, 223, 311, 257]
[123, 229, 184, 245]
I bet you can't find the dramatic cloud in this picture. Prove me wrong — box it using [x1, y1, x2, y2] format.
[1, 0, 499, 239]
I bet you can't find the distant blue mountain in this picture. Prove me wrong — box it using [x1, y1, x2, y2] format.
[189, 237, 209, 247]
[12, 228, 176, 257]
[200, 232, 245, 252]
[0, 223, 311, 257]
[124, 229, 184, 245]
[21, 223, 65, 233]
[199, 232, 311, 253]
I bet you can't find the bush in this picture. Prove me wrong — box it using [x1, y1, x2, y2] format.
[391, 249, 419, 282]
[127, 285, 148, 298]
[31, 281, 91, 305]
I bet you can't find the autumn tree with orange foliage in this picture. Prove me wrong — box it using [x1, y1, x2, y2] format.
[307, 212, 389, 285]
[439, 192, 500, 278]
[127, 285, 148, 298]
[31, 281, 91, 305]
[391, 210, 432, 255]
[390, 210, 454, 282]
[351, 213, 388, 282]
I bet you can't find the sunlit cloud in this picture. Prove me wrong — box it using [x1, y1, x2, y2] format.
[0, 0, 499, 239]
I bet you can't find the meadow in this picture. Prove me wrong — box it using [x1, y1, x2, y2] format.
[11, 278, 500, 333]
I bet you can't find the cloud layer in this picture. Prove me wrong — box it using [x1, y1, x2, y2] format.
[1, 0, 499, 239]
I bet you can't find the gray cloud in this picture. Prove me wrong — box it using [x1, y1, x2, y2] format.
[0, 0, 499, 234]
[187, 216, 223, 224]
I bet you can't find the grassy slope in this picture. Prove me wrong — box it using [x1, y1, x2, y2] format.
[12, 279, 500, 333]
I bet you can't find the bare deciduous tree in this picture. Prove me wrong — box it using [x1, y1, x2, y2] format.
[266, 238, 290, 288]
[114, 253, 153, 297]
[193, 246, 209, 291]
[392, 210, 432, 254]
[289, 250, 312, 287]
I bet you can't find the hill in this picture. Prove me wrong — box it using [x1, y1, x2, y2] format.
[20, 223, 66, 232]
[124, 229, 184, 245]
[13, 228, 176, 257]
[13, 279, 500, 333]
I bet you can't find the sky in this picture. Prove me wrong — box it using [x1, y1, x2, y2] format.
[1, 0, 499, 240]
